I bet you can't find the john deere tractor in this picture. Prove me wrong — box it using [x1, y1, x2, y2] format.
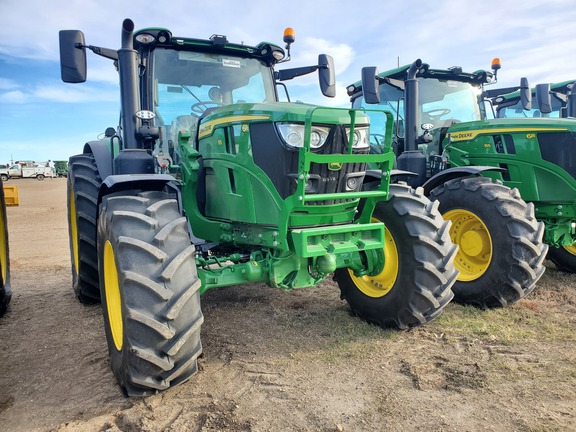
[60, 19, 458, 396]
[0, 179, 10, 317]
[349, 60, 557, 308]
[488, 79, 576, 271]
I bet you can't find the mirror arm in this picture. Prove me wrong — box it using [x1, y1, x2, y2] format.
[79, 44, 119, 61]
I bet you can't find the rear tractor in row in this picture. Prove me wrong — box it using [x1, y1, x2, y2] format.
[352, 57, 576, 306]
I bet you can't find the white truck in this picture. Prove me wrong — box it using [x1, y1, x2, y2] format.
[0, 163, 54, 181]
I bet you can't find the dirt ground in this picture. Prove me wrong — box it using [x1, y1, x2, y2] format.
[0, 179, 574, 432]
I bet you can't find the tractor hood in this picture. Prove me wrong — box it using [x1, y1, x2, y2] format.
[447, 117, 576, 142]
[199, 101, 371, 134]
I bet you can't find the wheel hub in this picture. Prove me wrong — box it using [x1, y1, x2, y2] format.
[460, 230, 484, 257]
[349, 224, 398, 298]
[444, 209, 492, 282]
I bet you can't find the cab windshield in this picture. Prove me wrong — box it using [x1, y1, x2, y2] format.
[419, 78, 485, 127]
[354, 77, 485, 150]
[496, 95, 563, 118]
[353, 81, 404, 151]
[151, 47, 276, 127]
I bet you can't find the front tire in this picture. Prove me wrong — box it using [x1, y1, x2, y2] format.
[334, 184, 458, 329]
[429, 177, 547, 308]
[98, 190, 203, 396]
[0, 180, 11, 317]
[67, 154, 102, 303]
[547, 244, 576, 273]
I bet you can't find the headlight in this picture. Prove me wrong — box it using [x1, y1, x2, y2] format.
[344, 126, 370, 149]
[276, 123, 330, 149]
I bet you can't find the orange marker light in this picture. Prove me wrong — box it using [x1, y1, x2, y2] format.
[283, 27, 295, 44]
[491, 57, 501, 70]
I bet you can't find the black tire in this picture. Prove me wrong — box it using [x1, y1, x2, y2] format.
[547, 244, 576, 273]
[67, 154, 102, 303]
[36, 174, 45, 181]
[0, 180, 11, 317]
[334, 184, 458, 329]
[429, 177, 548, 308]
[0, 174, 8, 182]
[98, 190, 203, 396]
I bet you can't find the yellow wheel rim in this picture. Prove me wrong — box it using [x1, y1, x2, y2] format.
[444, 209, 492, 282]
[0, 199, 7, 286]
[564, 243, 576, 256]
[348, 221, 399, 298]
[103, 240, 123, 351]
[69, 189, 79, 274]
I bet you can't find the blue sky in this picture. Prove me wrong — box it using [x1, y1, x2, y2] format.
[0, 0, 574, 163]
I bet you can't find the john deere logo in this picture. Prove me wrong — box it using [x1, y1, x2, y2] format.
[328, 162, 342, 171]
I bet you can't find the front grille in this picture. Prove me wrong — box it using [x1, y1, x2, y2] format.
[251, 123, 368, 204]
[538, 132, 576, 179]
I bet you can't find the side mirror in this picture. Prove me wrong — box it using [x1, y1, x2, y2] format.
[520, 77, 532, 110]
[535, 83, 552, 114]
[59, 30, 87, 83]
[361, 66, 380, 104]
[318, 54, 335, 98]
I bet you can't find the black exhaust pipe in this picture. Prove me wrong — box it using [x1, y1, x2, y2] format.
[404, 59, 422, 152]
[397, 59, 426, 187]
[118, 19, 140, 150]
[113, 19, 154, 175]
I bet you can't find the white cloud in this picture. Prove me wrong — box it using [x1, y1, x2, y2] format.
[0, 90, 27, 103]
[0, 132, 105, 162]
[36, 85, 117, 103]
[0, 84, 118, 104]
[0, 78, 18, 90]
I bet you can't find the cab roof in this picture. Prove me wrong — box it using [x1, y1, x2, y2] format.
[347, 62, 492, 97]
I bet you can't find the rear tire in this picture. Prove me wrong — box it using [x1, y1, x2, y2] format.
[429, 177, 547, 308]
[67, 154, 102, 303]
[334, 184, 457, 329]
[36, 174, 45, 181]
[0, 180, 11, 317]
[98, 190, 203, 396]
[547, 244, 576, 273]
[0, 175, 8, 182]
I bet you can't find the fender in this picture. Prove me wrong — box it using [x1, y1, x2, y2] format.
[363, 169, 419, 193]
[98, 173, 207, 245]
[359, 169, 419, 217]
[422, 166, 505, 196]
[364, 169, 417, 183]
[98, 174, 181, 209]
[83, 140, 114, 181]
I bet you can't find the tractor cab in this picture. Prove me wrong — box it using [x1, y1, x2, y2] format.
[349, 63, 491, 177]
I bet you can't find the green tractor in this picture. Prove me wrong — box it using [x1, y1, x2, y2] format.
[488, 79, 576, 271]
[350, 59, 557, 307]
[60, 19, 458, 396]
[54, 160, 69, 177]
[0, 178, 10, 317]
